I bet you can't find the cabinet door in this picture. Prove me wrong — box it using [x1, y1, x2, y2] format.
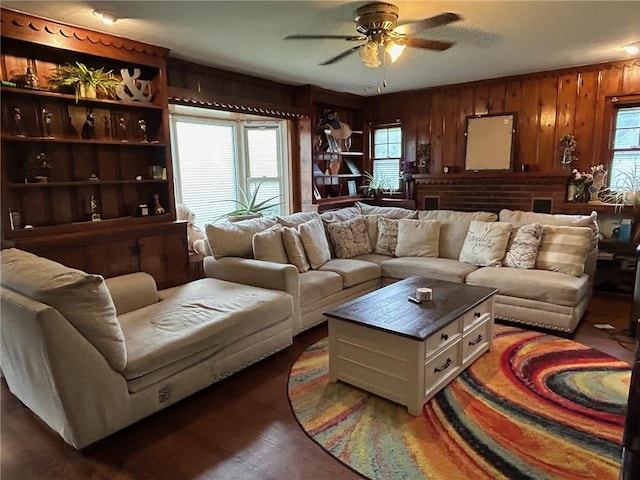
[84, 239, 140, 278]
[139, 229, 188, 288]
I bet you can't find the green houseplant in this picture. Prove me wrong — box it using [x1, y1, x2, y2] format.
[600, 164, 640, 214]
[360, 171, 393, 199]
[219, 177, 282, 222]
[48, 62, 121, 102]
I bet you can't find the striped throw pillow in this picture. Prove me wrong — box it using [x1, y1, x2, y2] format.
[535, 225, 592, 276]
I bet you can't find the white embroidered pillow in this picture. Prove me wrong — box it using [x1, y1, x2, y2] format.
[375, 217, 400, 256]
[326, 216, 372, 259]
[503, 223, 543, 269]
[459, 221, 513, 267]
[395, 219, 441, 257]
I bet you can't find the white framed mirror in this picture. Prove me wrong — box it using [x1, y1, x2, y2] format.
[464, 113, 517, 171]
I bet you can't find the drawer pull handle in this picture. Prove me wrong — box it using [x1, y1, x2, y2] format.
[434, 357, 453, 373]
[474, 311, 482, 318]
[469, 334, 483, 346]
[441, 333, 449, 341]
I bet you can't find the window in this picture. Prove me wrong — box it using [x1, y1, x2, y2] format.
[609, 104, 640, 191]
[170, 106, 289, 230]
[372, 125, 402, 191]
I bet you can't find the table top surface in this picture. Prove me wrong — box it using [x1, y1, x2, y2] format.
[323, 276, 498, 340]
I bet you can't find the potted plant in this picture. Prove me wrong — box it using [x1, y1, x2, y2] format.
[47, 62, 121, 102]
[600, 164, 640, 213]
[219, 177, 282, 222]
[360, 171, 393, 199]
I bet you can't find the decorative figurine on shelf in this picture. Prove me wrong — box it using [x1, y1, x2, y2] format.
[89, 173, 99, 181]
[559, 134, 577, 170]
[152, 193, 165, 214]
[138, 119, 149, 143]
[24, 60, 38, 89]
[588, 164, 607, 204]
[13, 107, 24, 137]
[118, 114, 128, 142]
[34, 153, 51, 183]
[102, 115, 111, 139]
[81, 113, 96, 140]
[116, 68, 153, 102]
[41, 108, 53, 138]
[417, 143, 431, 174]
[318, 108, 352, 153]
[90, 195, 101, 221]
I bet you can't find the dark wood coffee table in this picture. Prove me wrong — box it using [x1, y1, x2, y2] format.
[324, 276, 498, 415]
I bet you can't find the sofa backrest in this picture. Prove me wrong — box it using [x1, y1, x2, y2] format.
[0, 248, 127, 372]
[498, 209, 599, 276]
[104, 272, 158, 315]
[417, 210, 498, 260]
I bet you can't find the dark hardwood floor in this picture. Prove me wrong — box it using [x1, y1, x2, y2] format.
[1, 296, 636, 480]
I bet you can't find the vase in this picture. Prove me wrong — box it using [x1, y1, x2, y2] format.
[79, 84, 97, 99]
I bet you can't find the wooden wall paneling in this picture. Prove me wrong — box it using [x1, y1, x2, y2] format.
[457, 86, 474, 170]
[403, 98, 418, 164]
[415, 91, 431, 156]
[504, 80, 522, 112]
[101, 185, 120, 219]
[536, 76, 559, 172]
[473, 84, 490, 116]
[574, 70, 599, 169]
[488, 82, 507, 113]
[51, 187, 73, 224]
[429, 90, 446, 172]
[443, 89, 459, 167]
[622, 61, 640, 92]
[519, 79, 540, 168]
[556, 72, 578, 156]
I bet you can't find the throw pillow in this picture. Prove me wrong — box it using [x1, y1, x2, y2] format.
[459, 220, 513, 267]
[252, 223, 289, 264]
[503, 223, 543, 269]
[375, 217, 400, 256]
[282, 226, 310, 273]
[276, 212, 320, 228]
[205, 217, 277, 259]
[0, 248, 126, 372]
[395, 219, 441, 257]
[326, 216, 372, 259]
[535, 225, 592, 276]
[299, 218, 331, 269]
[355, 201, 419, 219]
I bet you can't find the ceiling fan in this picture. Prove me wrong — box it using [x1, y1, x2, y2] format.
[285, 2, 461, 68]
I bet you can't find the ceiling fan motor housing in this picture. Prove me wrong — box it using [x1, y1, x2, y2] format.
[355, 2, 399, 35]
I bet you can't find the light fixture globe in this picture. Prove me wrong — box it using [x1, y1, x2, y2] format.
[359, 41, 381, 68]
[93, 10, 118, 25]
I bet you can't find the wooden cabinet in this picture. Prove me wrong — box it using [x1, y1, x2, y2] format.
[0, 8, 188, 287]
[595, 239, 638, 297]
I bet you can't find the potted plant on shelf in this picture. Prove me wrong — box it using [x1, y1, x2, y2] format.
[600, 164, 640, 214]
[219, 177, 282, 222]
[47, 62, 121, 102]
[360, 171, 393, 199]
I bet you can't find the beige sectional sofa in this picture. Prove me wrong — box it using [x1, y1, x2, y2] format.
[202, 202, 599, 336]
[0, 248, 294, 449]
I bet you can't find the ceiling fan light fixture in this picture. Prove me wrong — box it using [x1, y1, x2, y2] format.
[385, 41, 406, 63]
[622, 42, 640, 55]
[93, 10, 119, 25]
[359, 41, 381, 68]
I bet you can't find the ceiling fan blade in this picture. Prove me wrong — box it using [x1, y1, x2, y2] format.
[285, 34, 365, 41]
[394, 12, 461, 36]
[398, 37, 455, 51]
[320, 46, 361, 66]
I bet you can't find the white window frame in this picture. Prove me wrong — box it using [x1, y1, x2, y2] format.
[608, 103, 640, 191]
[371, 124, 402, 191]
[169, 105, 290, 227]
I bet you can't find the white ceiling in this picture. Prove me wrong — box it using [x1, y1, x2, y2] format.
[3, 1, 640, 96]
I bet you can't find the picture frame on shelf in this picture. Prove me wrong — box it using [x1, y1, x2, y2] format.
[347, 180, 357, 196]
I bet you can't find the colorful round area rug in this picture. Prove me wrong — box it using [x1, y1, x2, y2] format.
[287, 326, 631, 480]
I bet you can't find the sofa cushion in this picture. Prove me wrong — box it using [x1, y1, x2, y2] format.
[120, 278, 293, 392]
[459, 220, 513, 267]
[418, 210, 498, 260]
[319, 259, 382, 288]
[298, 270, 343, 307]
[326, 216, 372, 259]
[466, 266, 590, 307]
[535, 225, 592, 277]
[205, 217, 278, 260]
[299, 218, 331, 269]
[503, 223, 543, 269]
[395, 219, 441, 257]
[282, 226, 310, 273]
[375, 217, 400, 256]
[320, 206, 361, 223]
[355, 201, 418, 219]
[0, 248, 126, 372]
[380, 257, 478, 283]
[105, 272, 158, 315]
[276, 212, 320, 227]
[252, 223, 289, 264]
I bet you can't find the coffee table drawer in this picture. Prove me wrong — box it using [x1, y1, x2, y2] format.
[424, 341, 461, 395]
[462, 319, 490, 363]
[424, 318, 461, 357]
[462, 299, 492, 331]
